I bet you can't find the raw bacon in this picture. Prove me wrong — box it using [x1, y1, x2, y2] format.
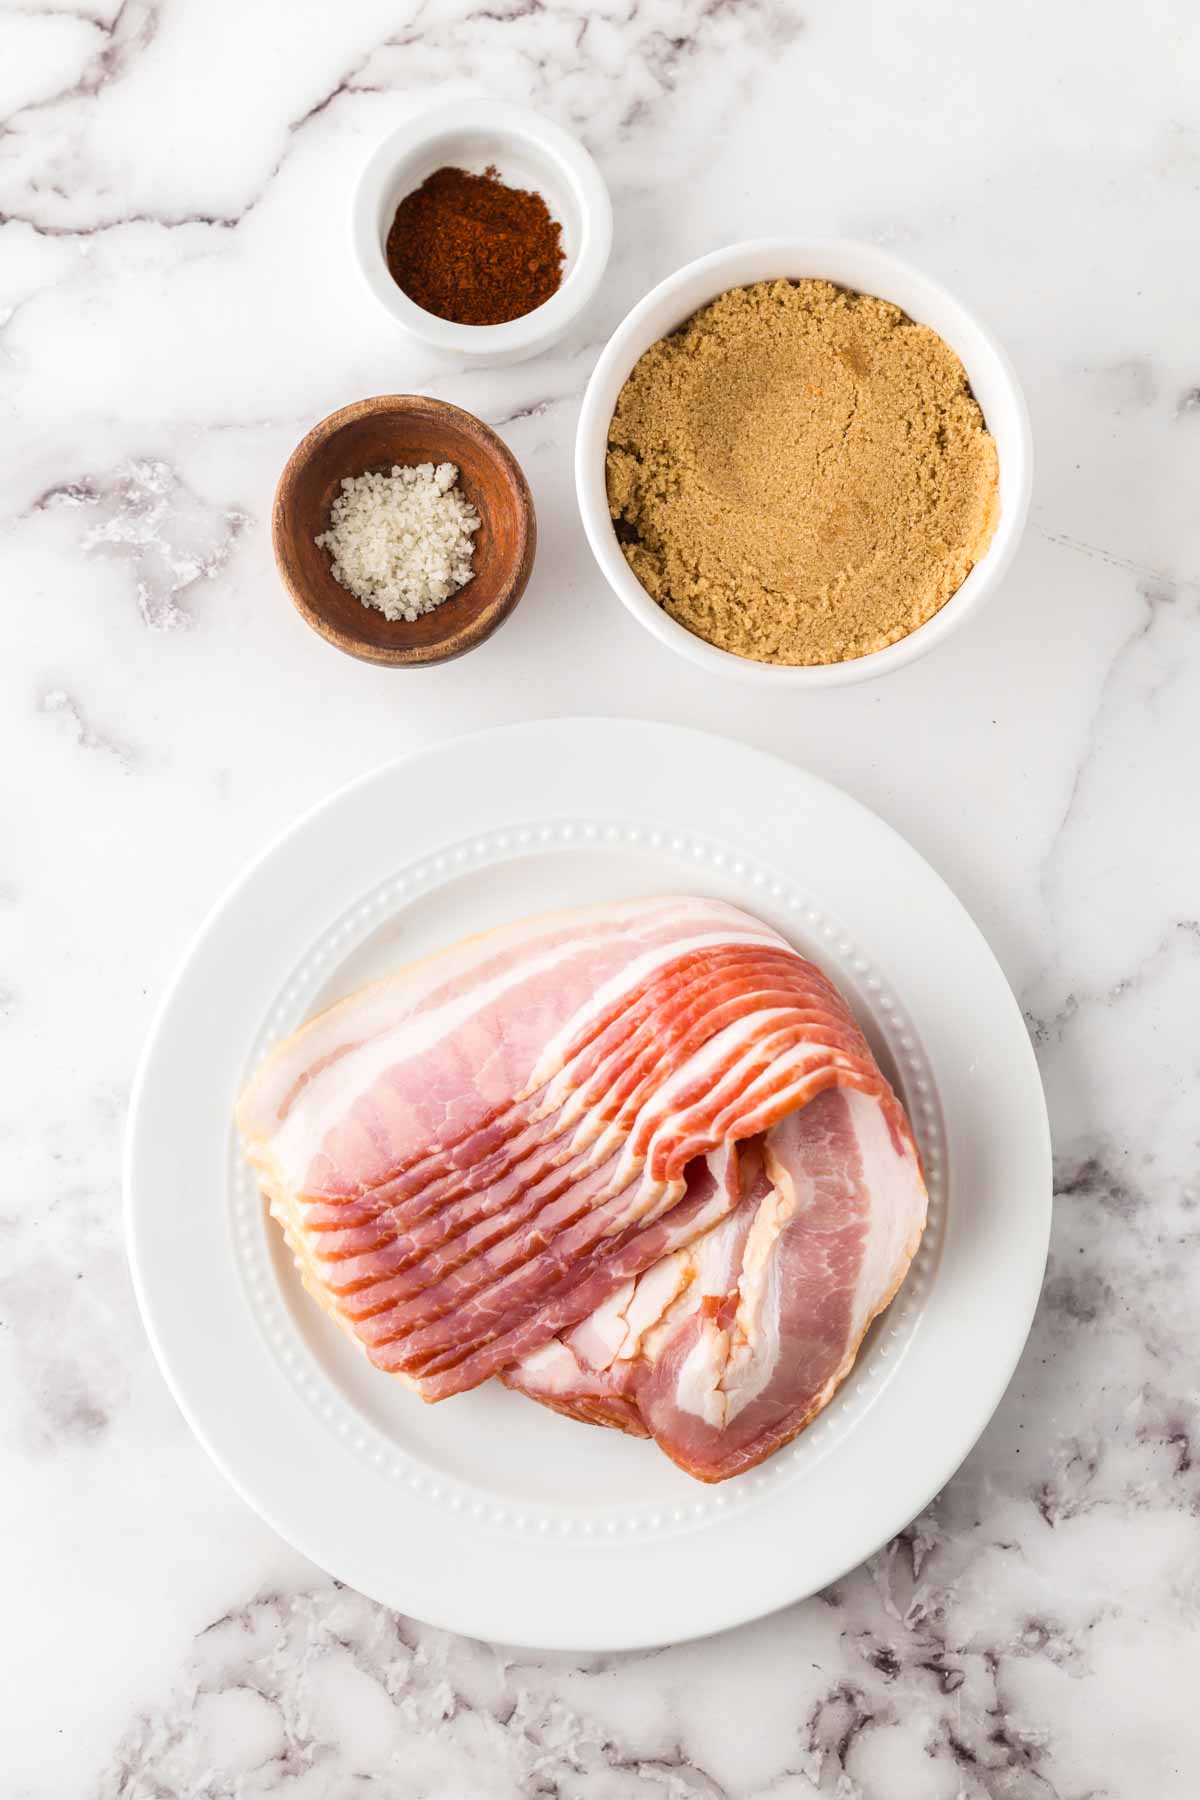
[237, 897, 927, 1482]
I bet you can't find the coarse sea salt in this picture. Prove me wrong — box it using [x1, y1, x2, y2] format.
[315, 462, 480, 622]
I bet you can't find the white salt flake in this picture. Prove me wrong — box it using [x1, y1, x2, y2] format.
[315, 461, 480, 621]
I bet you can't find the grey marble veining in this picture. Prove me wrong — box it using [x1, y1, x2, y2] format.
[4, 0, 1200, 1794]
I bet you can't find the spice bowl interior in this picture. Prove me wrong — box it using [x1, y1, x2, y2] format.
[575, 237, 1033, 690]
[273, 396, 536, 667]
[353, 100, 612, 365]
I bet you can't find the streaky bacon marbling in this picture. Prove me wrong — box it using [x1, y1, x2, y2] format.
[237, 896, 927, 1482]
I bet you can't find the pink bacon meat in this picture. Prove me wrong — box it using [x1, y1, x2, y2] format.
[237, 897, 927, 1482]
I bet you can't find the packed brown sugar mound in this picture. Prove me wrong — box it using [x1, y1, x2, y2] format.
[605, 279, 1001, 666]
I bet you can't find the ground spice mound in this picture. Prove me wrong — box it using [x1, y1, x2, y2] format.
[605, 279, 1000, 666]
[386, 165, 564, 326]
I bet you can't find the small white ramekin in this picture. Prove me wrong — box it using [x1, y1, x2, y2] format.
[353, 100, 612, 366]
[575, 239, 1032, 687]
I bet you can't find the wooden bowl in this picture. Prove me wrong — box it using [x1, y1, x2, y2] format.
[272, 395, 536, 666]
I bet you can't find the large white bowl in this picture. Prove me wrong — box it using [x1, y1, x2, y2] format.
[353, 101, 612, 366]
[575, 240, 1032, 687]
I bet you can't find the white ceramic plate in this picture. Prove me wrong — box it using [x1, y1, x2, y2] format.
[126, 720, 1050, 1650]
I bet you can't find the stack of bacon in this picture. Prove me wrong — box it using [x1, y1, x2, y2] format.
[237, 897, 927, 1482]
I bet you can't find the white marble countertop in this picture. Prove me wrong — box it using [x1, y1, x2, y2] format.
[4, 1, 1199, 1793]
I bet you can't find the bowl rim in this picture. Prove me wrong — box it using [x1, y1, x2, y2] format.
[574, 237, 1033, 689]
[271, 393, 536, 668]
[352, 99, 613, 356]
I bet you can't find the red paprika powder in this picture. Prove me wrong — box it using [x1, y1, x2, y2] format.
[386, 165, 565, 327]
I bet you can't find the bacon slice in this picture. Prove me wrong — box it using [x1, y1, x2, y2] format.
[237, 898, 927, 1481]
[506, 1087, 926, 1480]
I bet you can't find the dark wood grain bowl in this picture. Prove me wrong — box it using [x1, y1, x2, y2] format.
[272, 395, 536, 666]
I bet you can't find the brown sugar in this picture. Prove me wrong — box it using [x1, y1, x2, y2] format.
[605, 279, 1000, 666]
